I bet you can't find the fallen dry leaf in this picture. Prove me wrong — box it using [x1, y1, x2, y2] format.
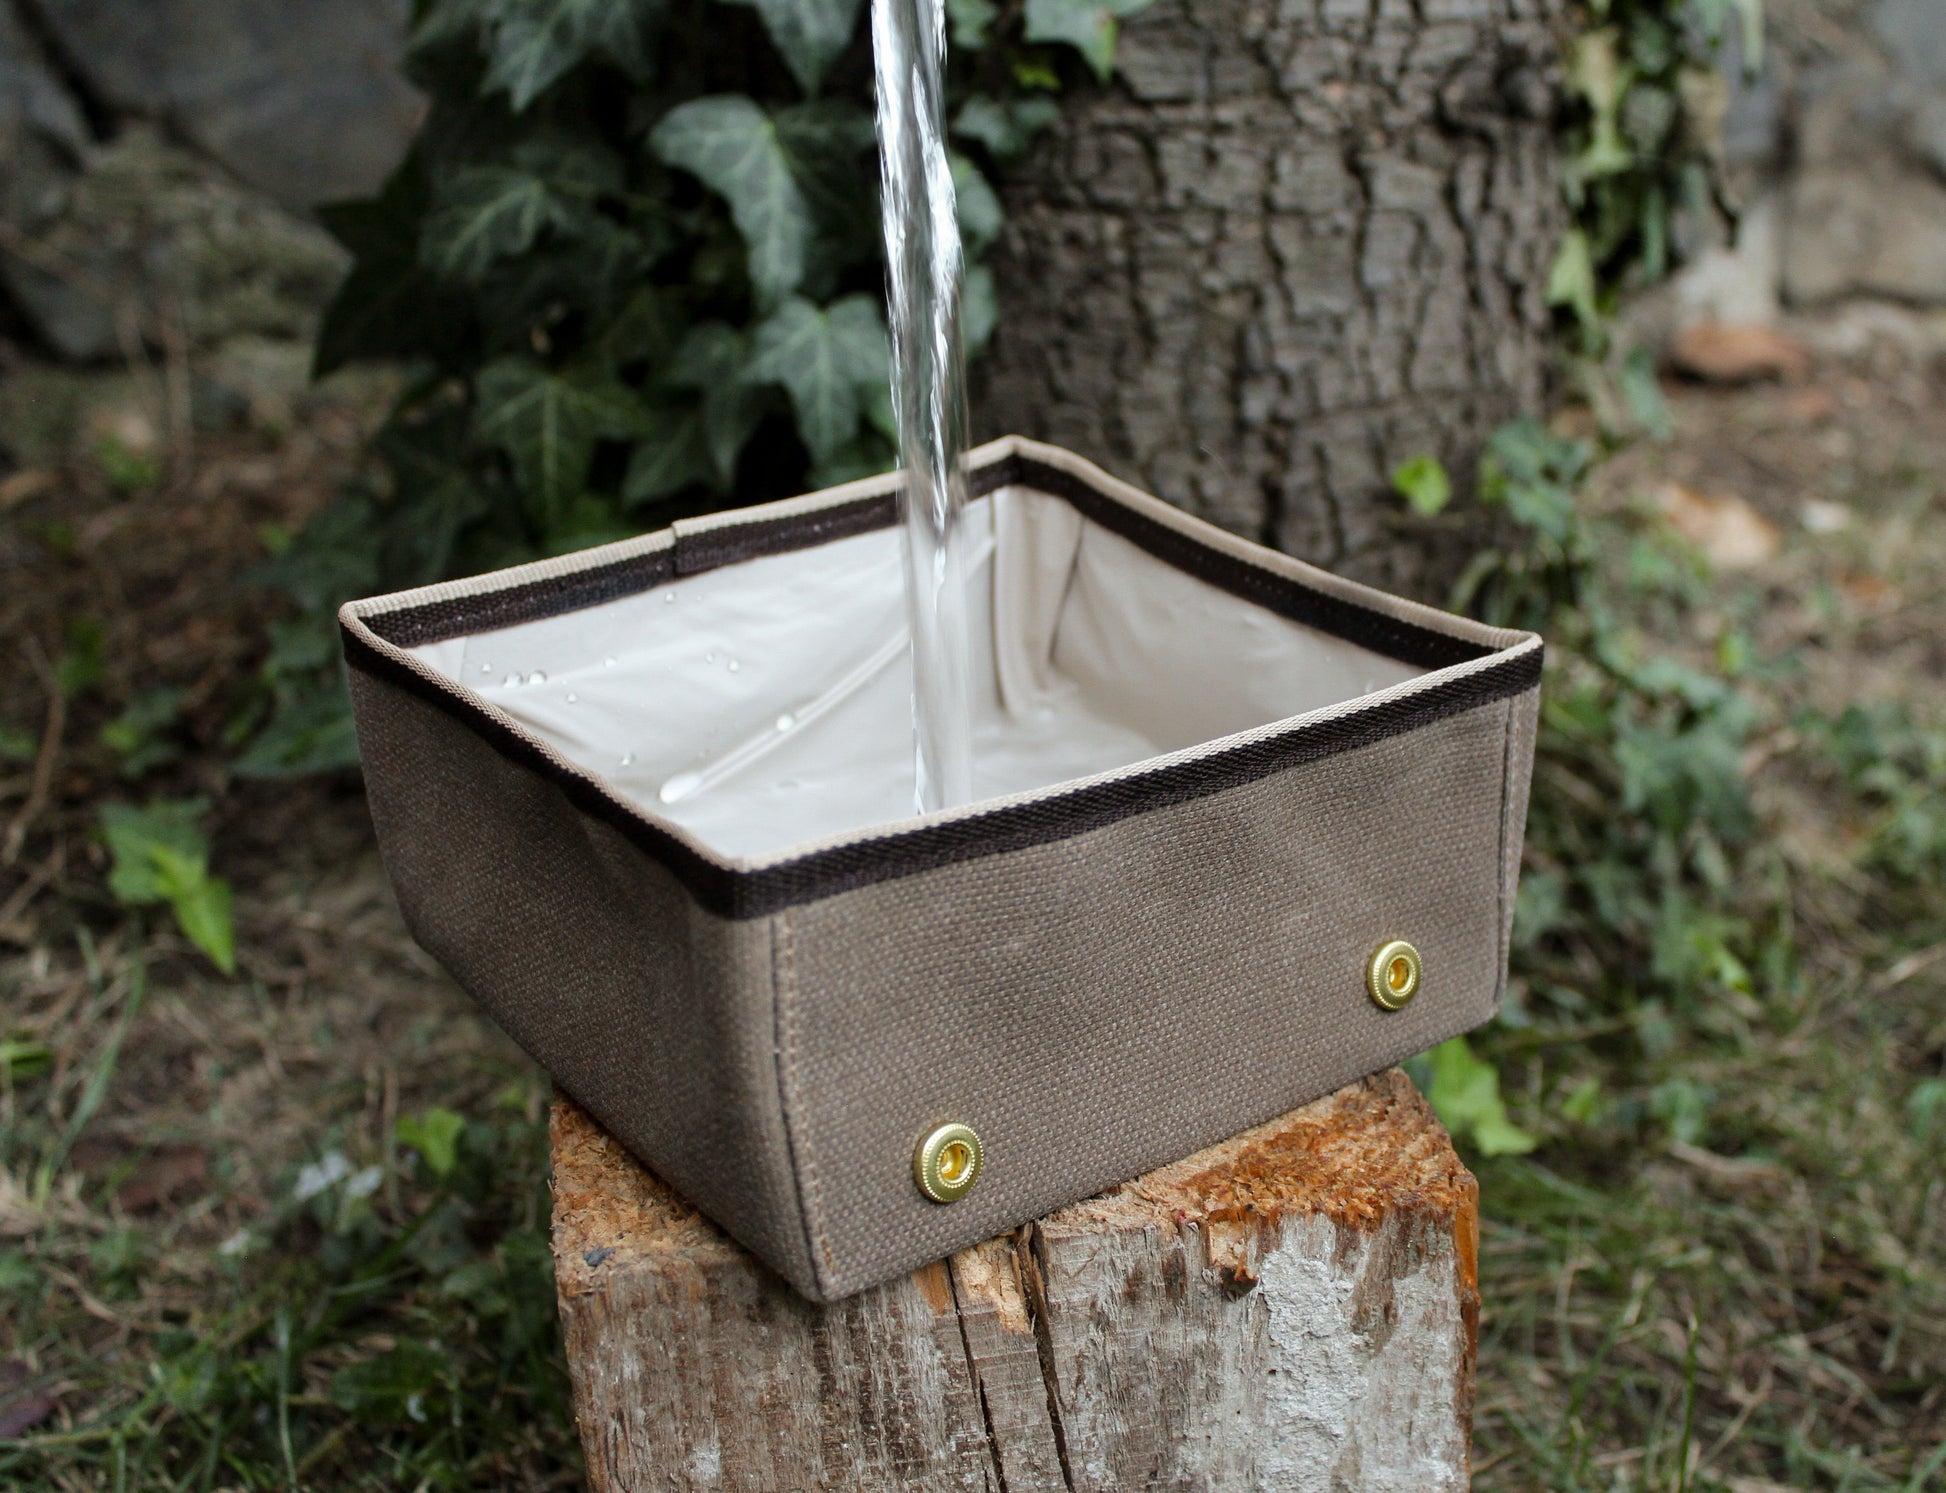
[1782, 386, 1836, 424]
[1669, 321, 1812, 385]
[0, 468, 57, 509]
[117, 1143, 211, 1213]
[1656, 482, 1782, 569]
[1839, 572, 1898, 609]
[0, 1393, 56, 1439]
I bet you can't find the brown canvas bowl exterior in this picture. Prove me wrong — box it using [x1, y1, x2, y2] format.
[340, 437, 1541, 1302]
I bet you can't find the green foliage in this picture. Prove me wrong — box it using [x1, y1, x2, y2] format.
[1409, 1036, 1538, 1157]
[99, 687, 185, 780]
[1553, 0, 1764, 353]
[97, 799, 237, 975]
[259, 0, 1151, 769]
[397, 1107, 469, 1179]
[93, 435, 162, 496]
[1390, 453, 1452, 517]
[1458, 417, 1772, 1035]
[55, 617, 104, 698]
[1023, 0, 1153, 81]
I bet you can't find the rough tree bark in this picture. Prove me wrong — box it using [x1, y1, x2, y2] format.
[552, 1071, 1479, 1492]
[977, 0, 1567, 595]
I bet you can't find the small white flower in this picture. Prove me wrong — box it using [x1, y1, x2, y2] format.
[293, 1151, 350, 1202]
[345, 1165, 384, 1200]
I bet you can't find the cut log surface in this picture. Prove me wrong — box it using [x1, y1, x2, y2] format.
[550, 1069, 1477, 1493]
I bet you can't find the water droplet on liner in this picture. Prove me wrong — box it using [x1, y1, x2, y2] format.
[776, 714, 795, 732]
[480, 662, 493, 673]
[659, 770, 702, 804]
[527, 671, 547, 685]
[565, 692, 578, 703]
[619, 752, 635, 767]
[504, 674, 521, 688]
[727, 659, 740, 673]
[704, 651, 717, 665]
[664, 591, 676, 604]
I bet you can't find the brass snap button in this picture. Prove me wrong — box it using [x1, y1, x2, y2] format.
[915, 1123, 983, 1204]
[1367, 940, 1422, 1011]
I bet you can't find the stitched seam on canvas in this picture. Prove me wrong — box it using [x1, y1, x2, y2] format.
[343, 621, 1543, 918]
[771, 911, 837, 1296]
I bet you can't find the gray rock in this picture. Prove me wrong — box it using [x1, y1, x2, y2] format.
[1907, 92, 1946, 178]
[32, 0, 422, 208]
[1, 126, 347, 361]
[1876, 0, 1946, 92]
[0, 2, 88, 160]
[1785, 163, 1946, 305]
[1, 1, 100, 353]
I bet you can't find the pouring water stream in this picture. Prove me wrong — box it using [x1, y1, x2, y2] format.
[658, 0, 977, 816]
[873, 0, 976, 815]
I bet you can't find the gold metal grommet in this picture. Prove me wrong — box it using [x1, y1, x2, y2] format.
[1367, 940, 1422, 1011]
[915, 1123, 983, 1204]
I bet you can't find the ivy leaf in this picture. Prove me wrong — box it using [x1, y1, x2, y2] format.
[475, 358, 646, 531]
[963, 262, 998, 355]
[953, 95, 1059, 163]
[234, 683, 362, 779]
[652, 96, 813, 306]
[1023, 0, 1155, 80]
[422, 166, 572, 280]
[396, 1108, 467, 1178]
[596, 285, 688, 370]
[1391, 454, 1452, 517]
[315, 160, 472, 376]
[1418, 1037, 1537, 1158]
[945, 0, 998, 48]
[745, 295, 889, 464]
[150, 845, 238, 978]
[950, 153, 1003, 254]
[719, 0, 863, 95]
[667, 323, 768, 481]
[1568, 28, 1632, 179]
[622, 407, 717, 506]
[482, 0, 661, 110]
[510, 132, 627, 199]
[1545, 228, 1599, 333]
[409, 0, 487, 52]
[100, 799, 210, 906]
[100, 687, 186, 780]
[97, 799, 237, 975]
[772, 101, 877, 215]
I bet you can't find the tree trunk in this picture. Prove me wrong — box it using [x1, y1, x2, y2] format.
[976, 0, 1566, 596]
[552, 1070, 1479, 1492]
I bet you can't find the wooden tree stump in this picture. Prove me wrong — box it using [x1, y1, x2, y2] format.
[549, 1069, 1478, 1492]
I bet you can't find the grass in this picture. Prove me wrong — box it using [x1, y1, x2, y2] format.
[1, 344, 1944, 1488]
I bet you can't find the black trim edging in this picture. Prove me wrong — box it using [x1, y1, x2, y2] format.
[342, 625, 1542, 920]
[362, 451, 1492, 672]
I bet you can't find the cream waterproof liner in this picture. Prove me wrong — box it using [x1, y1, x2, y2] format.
[341, 436, 1543, 1301]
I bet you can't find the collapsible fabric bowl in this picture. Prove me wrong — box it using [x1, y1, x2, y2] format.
[340, 435, 1542, 1302]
